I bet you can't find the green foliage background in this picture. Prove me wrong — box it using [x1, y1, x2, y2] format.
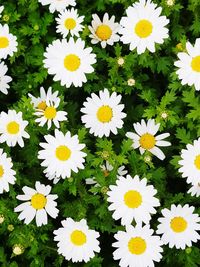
[0, 0, 200, 266]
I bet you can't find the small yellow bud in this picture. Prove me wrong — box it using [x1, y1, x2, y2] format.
[127, 78, 135, 86]
[7, 224, 14, 231]
[34, 25, 39, 31]
[101, 186, 109, 194]
[117, 57, 125, 66]
[13, 244, 25, 255]
[101, 151, 109, 160]
[0, 214, 5, 224]
[3, 15, 9, 22]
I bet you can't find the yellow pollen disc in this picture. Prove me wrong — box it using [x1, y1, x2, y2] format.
[0, 165, 4, 178]
[96, 24, 112, 40]
[96, 105, 113, 123]
[191, 56, 200, 72]
[0, 37, 9, 48]
[128, 237, 147, 255]
[70, 230, 87, 246]
[55, 145, 71, 161]
[7, 121, 20, 135]
[124, 190, 142, 208]
[135, 19, 153, 38]
[65, 18, 76, 30]
[170, 216, 187, 233]
[194, 154, 200, 170]
[31, 193, 47, 210]
[37, 101, 47, 110]
[139, 133, 156, 150]
[44, 106, 57, 119]
[64, 54, 80, 72]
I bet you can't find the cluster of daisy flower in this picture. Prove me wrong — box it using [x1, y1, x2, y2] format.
[1, 0, 200, 266]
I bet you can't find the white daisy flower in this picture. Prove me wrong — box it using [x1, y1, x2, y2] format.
[85, 163, 128, 187]
[0, 61, 12, 95]
[28, 87, 59, 110]
[178, 138, 200, 185]
[43, 38, 96, 88]
[119, 0, 169, 54]
[187, 183, 200, 197]
[126, 119, 171, 160]
[56, 8, 84, 38]
[174, 38, 200, 91]
[88, 13, 120, 48]
[38, 0, 76, 13]
[81, 89, 126, 138]
[0, 110, 30, 147]
[107, 175, 160, 226]
[34, 98, 68, 129]
[0, 149, 16, 194]
[0, 6, 4, 18]
[156, 204, 200, 249]
[38, 129, 87, 179]
[113, 224, 163, 267]
[0, 24, 18, 59]
[14, 181, 59, 227]
[53, 218, 100, 262]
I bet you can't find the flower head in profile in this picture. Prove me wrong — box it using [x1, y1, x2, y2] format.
[14, 181, 59, 227]
[89, 13, 120, 48]
[126, 119, 171, 160]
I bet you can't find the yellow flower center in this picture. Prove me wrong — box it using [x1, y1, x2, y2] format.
[0, 37, 9, 48]
[191, 56, 200, 72]
[31, 193, 47, 210]
[194, 154, 200, 170]
[96, 24, 112, 40]
[135, 19, 153, 38]
[64, 54, 80, 72]
[128, 237, 147, 255]
[70, 230, 87, 246]
[44, 106, 57, 119]
[0, 165, 4, 178]
[170, 216, 187, 233]
[37, 101, 47, 110]
[65, 18, 76, 30]
[7, 121, 20, 135]
[55, 145, 71, 161]
[96, 105, 113, 123]
[139, 133, 156, 150]
[124, 190, 142, 208]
